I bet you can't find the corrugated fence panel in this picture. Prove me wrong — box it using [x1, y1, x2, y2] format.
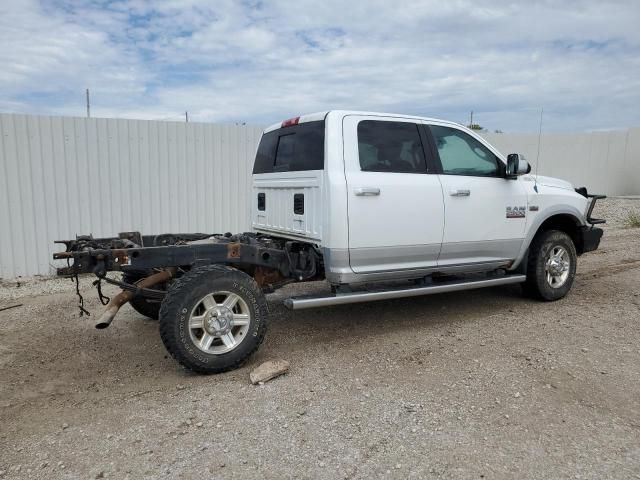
[0, 113, 262, 278]
[482, 128, 640, 195]
[623, 128, 640, 195]
[1, 112, 638, 278]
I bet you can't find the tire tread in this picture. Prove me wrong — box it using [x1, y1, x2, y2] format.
[159, 264, 267, 374]
[523, 229, 576, 301]
[123, 272, 161, 320]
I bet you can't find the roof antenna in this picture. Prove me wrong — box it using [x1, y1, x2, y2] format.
[533, 107, 543, 193]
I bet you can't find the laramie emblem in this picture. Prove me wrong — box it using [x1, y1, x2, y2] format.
[506, 206, 526, 218]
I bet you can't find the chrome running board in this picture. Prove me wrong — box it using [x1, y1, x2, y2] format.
[284, 274, 526, 310]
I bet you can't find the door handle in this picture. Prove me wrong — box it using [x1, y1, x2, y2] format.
[449, 189, 470, 197]
[354, 187, 381, 196]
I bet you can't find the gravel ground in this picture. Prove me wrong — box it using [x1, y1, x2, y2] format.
[591, 196, 640, 229]
[1, 199, 640, 479]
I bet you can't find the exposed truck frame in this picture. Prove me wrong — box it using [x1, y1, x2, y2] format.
[54, 231, 322, 322]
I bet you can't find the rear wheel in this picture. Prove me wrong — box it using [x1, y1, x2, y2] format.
[159, 265, 268, 374]
[122, 271, 165, 320]
[523, 230, 577, 301]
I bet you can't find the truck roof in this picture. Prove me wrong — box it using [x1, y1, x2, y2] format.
[263, 110, 464, 133]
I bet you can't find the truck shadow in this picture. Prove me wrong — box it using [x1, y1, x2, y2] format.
[262, 282, 530, 354]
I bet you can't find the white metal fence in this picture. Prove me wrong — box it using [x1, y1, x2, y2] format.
[0, 114, 262, 278]
[482, 128, 640, 196]
[1, 113, 639, 278]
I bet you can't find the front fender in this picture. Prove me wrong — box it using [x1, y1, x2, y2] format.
[509, 205, 586, 271]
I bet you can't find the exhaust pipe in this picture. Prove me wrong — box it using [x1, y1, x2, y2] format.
[95, 267, 177, 329]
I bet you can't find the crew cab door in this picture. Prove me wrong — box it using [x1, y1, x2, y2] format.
[343, 115, 444, 273]
[425, 123, 527, 267]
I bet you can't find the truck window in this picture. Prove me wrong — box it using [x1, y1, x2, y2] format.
[429, 125, 500, 177]
[253, 121, 325, 173]
[357, 120, 427, 173]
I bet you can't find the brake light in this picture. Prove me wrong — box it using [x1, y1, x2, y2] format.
[281, 116, 300, 128]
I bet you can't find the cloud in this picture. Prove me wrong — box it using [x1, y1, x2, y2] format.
[0, 0, 638, 132]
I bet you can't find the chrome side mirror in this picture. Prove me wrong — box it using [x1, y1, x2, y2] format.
[506, 153, 531, 178]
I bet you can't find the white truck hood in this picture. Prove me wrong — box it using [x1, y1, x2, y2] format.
[529, 175, 574, 191]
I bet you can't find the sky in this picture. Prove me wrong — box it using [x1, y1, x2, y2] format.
[0, 0, 639, 132]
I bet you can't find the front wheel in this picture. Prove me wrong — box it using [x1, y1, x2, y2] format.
[159, 265, 268, 374]
[523, 230, 577, 301]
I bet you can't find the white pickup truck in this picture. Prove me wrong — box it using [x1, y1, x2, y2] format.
[55, 111, 605, 374]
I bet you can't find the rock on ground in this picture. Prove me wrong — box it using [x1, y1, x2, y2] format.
[250, 360, 290, 384]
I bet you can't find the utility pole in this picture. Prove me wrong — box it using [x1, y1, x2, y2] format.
[185, 111, 189, 123]
[469, 110, 473, 127]
[86, 88, 91, 118]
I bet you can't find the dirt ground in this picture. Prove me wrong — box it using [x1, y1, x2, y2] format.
[1, 199, 640, 479]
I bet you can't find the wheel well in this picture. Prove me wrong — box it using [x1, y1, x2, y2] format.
[535, 214, 585, 253]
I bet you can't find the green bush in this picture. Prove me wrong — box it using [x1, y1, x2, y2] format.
[625, 210, 640, 228]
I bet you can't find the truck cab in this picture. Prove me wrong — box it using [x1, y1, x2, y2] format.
[252, 110, 601, 286]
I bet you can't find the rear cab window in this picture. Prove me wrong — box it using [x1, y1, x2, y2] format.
[357, 120, 427, 173]
[253, 120, 325, 173]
